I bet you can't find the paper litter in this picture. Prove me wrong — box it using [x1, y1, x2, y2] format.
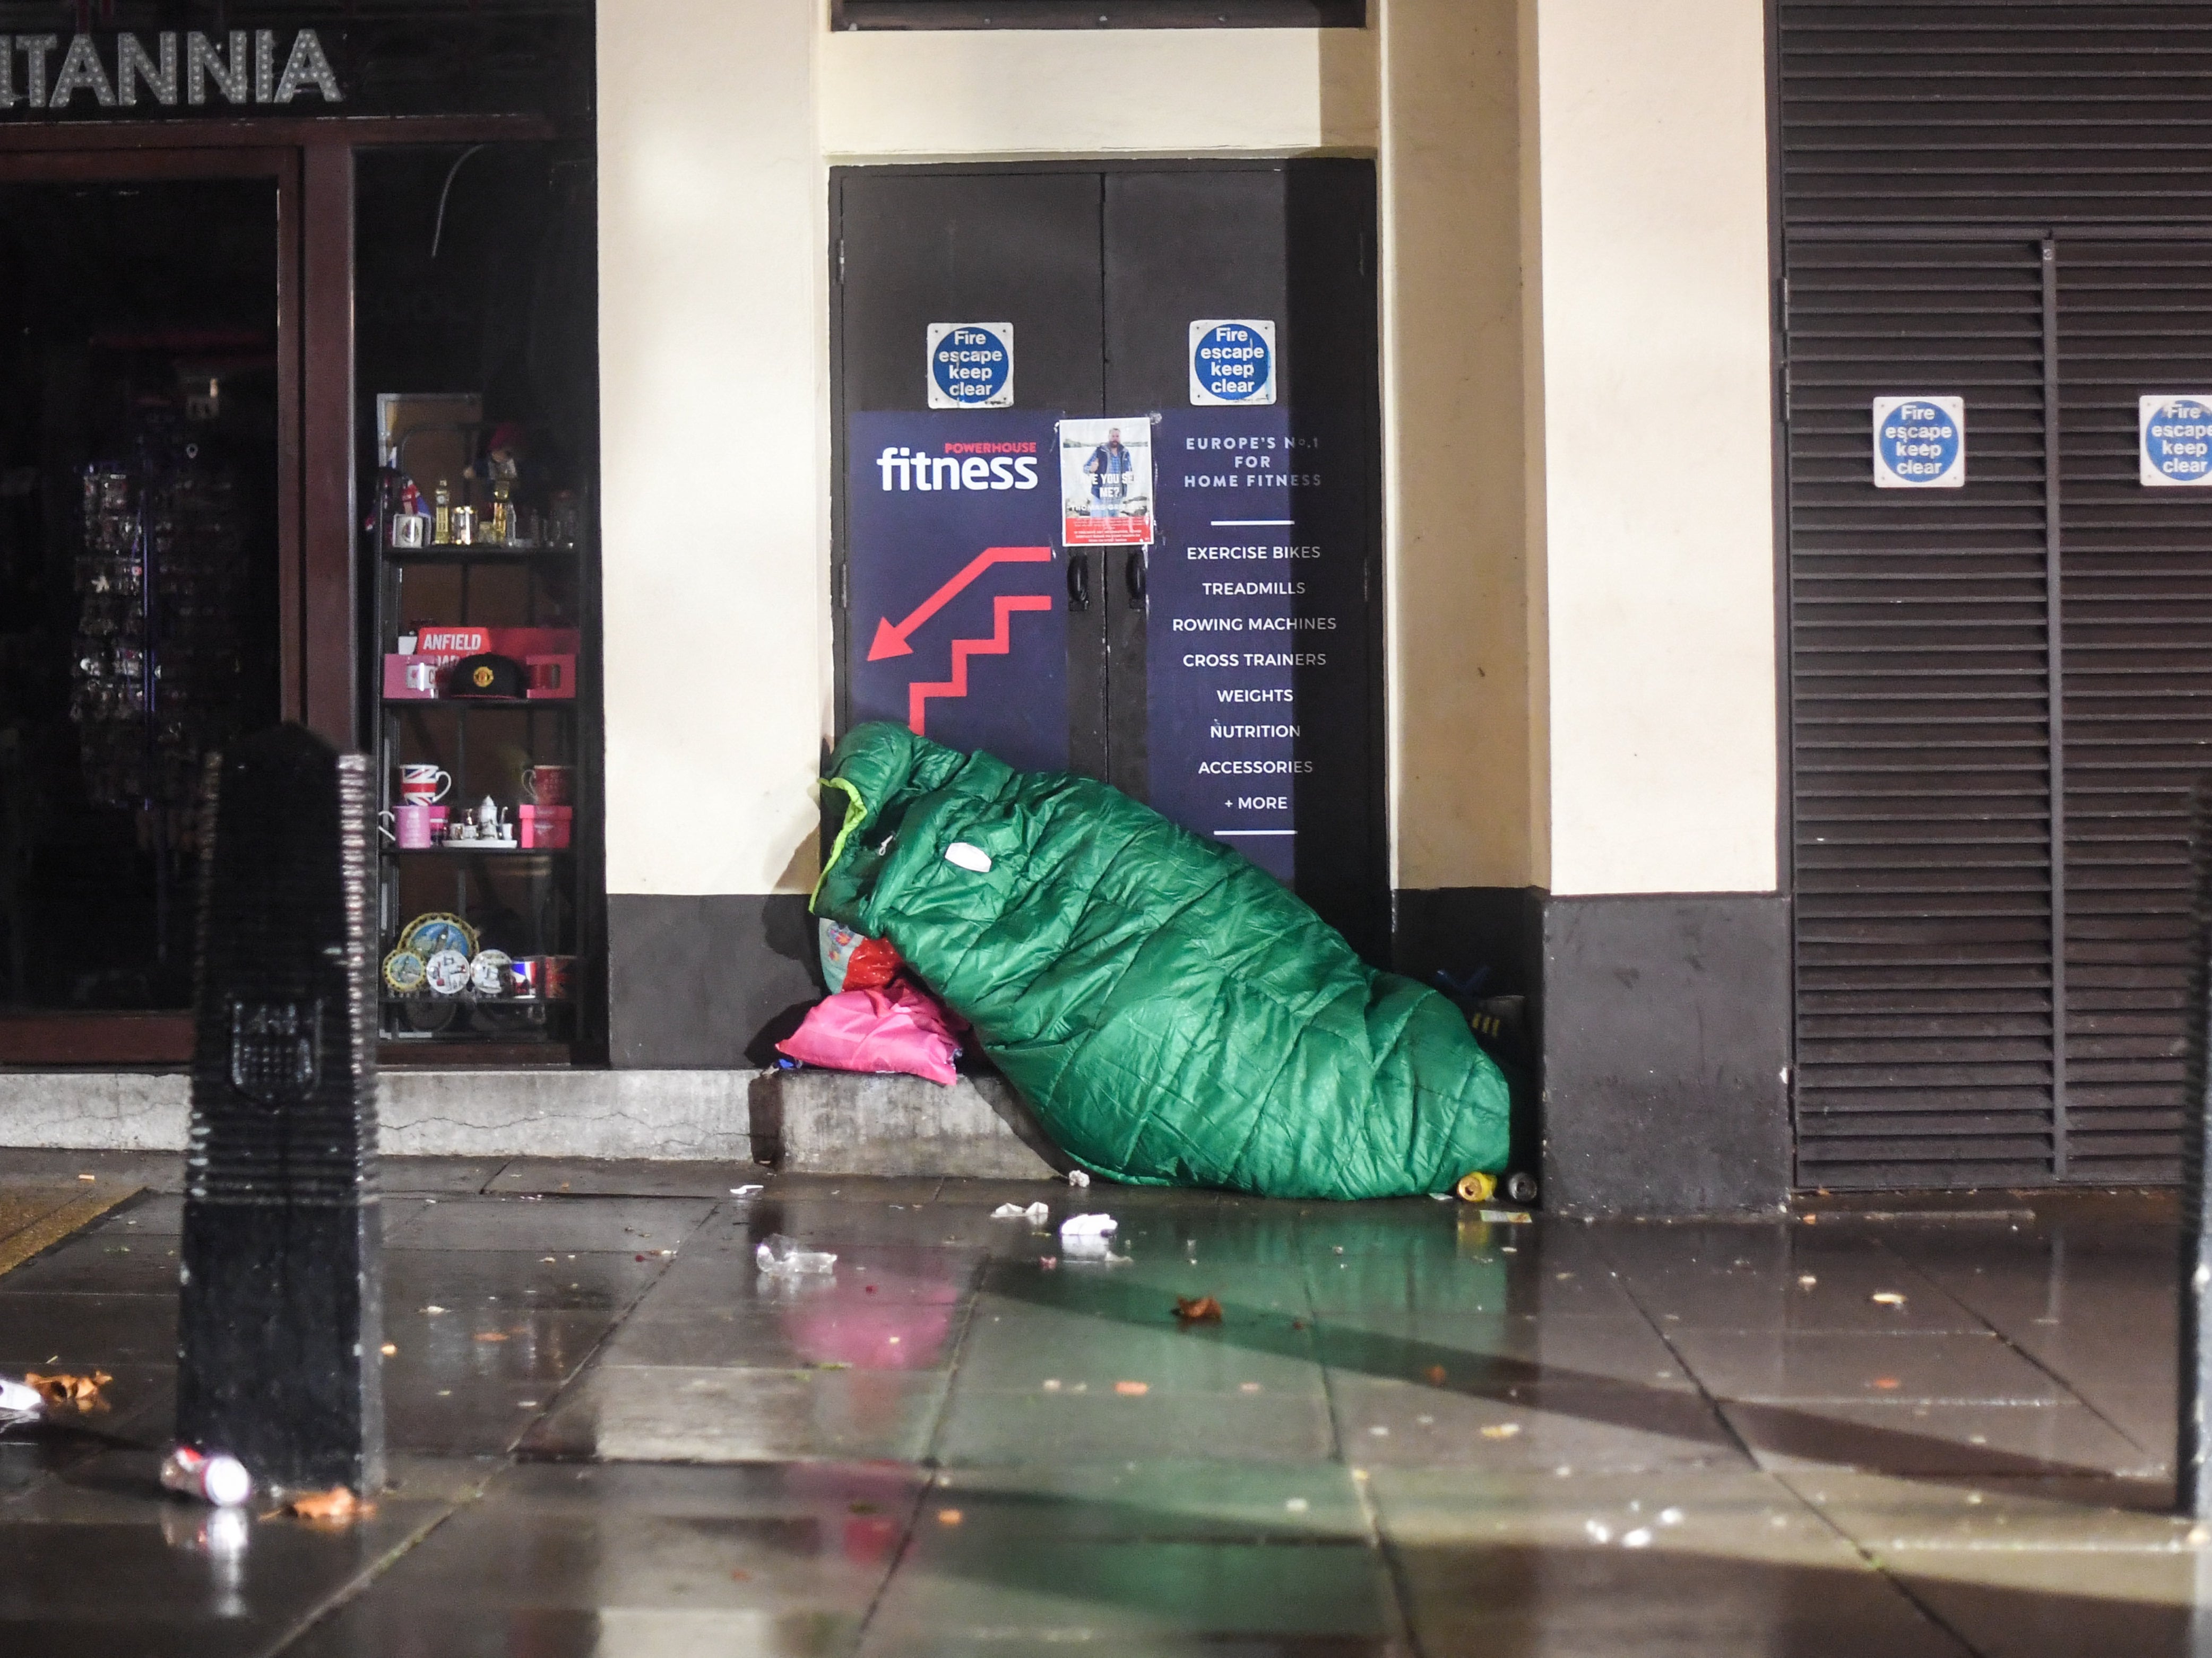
[992, 1202, 1051, 1223]
[1058, 1212, 1125, 1262]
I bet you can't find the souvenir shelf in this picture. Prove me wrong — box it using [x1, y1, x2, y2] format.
[369, 422, 593, 1052]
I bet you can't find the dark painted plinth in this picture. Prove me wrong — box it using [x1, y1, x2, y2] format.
[1539, 893, 1791, 1219]
[608, 893, 819, 1068]
[1394, 886, 1792, 1218]
[178, 725, 383, 1492]
[1390, 886, 1546, 1176]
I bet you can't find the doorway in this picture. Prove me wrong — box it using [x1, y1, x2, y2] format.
[831, 161, 1385, 958]
[0, 163, 290, 1058]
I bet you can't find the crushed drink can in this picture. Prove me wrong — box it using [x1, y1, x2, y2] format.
[161, 1445, 254, 1508]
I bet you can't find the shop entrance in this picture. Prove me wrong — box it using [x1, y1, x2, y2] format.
[831, 161, 1385, 957]
[0, 117, 592, 1071]
[0, 156, 292, 1061]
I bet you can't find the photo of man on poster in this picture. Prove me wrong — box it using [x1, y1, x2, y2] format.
[1086, 426, 1135, 513]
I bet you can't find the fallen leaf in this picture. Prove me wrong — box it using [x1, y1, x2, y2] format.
[25, 1371, 110, 1410]
[937, 1508, 963, 1526]
[1480, 1423, 1523, 1440]
[1114, 1379, 1149, 1396]
[473, 1332, 509, 1343]
[1174, 1296, 1224, 1324]
[379, 1344, 398, 1357]
[1871, 1377, 1901, 1391]
[1425, 1365, 1448, 1385]
[730, 1568, 751, 1581]
[285, 1486, 373, 1523]
[1290, 1318, 1309, 1332]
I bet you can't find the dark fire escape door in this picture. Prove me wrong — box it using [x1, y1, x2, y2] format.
[1781, 3, 2212, 1187]
[831, 162, 1385, 958]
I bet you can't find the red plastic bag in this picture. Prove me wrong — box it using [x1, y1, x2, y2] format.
[841, 935, 904, 992]
[776, 976, 962, 1086]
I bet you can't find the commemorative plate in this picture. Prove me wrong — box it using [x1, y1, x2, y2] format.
[423, 949, 473, 997]
[401, 912, 478, 961]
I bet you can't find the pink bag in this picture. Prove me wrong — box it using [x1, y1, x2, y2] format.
[776, 976, 964, 1087]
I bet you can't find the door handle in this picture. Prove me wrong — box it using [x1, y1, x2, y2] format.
[1126, 550, 1147, 610]
[1067, 552, 1091, 612]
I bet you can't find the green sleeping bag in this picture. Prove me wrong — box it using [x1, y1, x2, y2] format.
[810, 723, 1511, 1200]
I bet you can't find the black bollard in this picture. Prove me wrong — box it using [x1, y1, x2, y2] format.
[2182, 779, 2212, 1517]
[176, 724, 383, 1494]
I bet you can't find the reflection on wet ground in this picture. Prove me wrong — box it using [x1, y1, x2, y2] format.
[0, 1152, 2195, 1655]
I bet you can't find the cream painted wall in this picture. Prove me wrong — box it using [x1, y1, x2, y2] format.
[819, 27, 1377, 158]
[598, 3, 1779, 906]
[598, 0, 828, 896]
[1379, 0, 1540, 892]
[1528, 0, 1778, 897]
[601, 10, 1380, 900]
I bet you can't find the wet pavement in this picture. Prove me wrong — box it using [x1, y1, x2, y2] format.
[0, 1151, 2195, 1655]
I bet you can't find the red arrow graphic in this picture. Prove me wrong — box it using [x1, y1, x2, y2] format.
[867, 545, 1055, 661]
[908, 594, 1056, 737]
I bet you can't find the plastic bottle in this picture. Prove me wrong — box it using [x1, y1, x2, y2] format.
[755, 1234, 837, 1275]
[160, 1445, 254, 1508]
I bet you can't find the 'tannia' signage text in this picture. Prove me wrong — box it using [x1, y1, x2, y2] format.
[0, 31, 342, 112]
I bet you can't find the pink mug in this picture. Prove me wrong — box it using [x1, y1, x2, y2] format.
[396, 803, 432, 849]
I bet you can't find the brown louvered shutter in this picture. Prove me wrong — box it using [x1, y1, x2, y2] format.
[1780, 4, 2212, 1186]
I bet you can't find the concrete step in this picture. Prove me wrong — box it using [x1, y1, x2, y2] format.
[0, 1064, 1067, 1180]
[758, 1066, 1062, 1180]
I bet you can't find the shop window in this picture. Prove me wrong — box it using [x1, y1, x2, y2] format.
[835, 0, 1364, 28]
[357, 145, 602, 1062]
[0, 179, 282, 1019]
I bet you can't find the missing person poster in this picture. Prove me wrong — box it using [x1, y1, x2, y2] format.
[1057, 417, 1155, 546]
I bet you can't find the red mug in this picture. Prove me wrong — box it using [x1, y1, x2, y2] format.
[522, 764, 573, 806]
